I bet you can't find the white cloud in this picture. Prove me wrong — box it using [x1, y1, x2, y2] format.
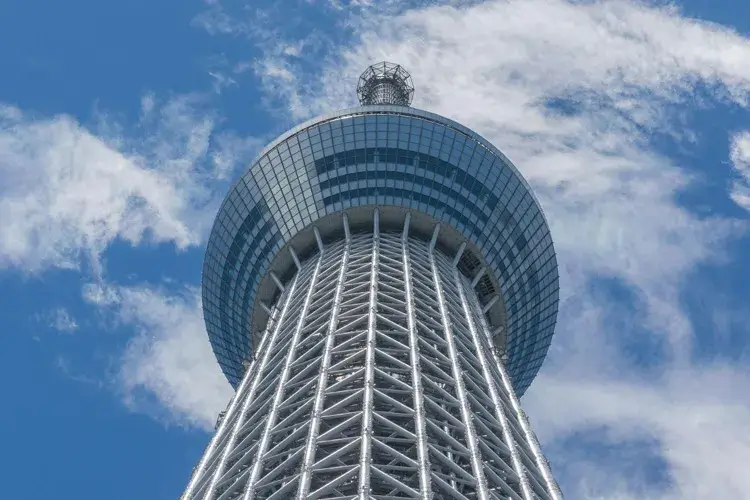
[243, 0, 750, 497]
[48, 307, 78, 333]
[55, 354, 104, 388]
[0, 91, 261, 429]
[0, 95, 254, 275]
[730, 130, 750, 210]
[83, 283, 232, 430]
[533, 365, 750, 499]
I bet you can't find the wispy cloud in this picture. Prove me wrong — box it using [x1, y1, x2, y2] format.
[0, 92, 262, 429]
[533, 364, 750, 498]
[82, 282, 232, 430]
[48, 307, 79, 333]
[0, 94, 256, 276]
[730, 130, 750, 211]
[55, 355, 104, 388]
[236, 0, 750, 497]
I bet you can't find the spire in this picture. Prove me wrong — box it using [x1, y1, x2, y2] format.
[356, 61, 415, 106]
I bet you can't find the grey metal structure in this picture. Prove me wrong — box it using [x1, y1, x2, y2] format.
[182, 63, 562, 499]
[356, 62, 414, 107]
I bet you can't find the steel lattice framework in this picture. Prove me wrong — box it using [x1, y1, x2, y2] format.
[182, 213, 562, 500]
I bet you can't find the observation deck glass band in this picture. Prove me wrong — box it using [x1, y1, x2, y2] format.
[202, 105, 559, 395]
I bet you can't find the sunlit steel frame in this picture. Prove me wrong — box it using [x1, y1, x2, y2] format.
[182, 212, 562, 500]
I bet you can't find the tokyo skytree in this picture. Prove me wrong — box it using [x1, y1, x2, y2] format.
[181, 62, 563, 500]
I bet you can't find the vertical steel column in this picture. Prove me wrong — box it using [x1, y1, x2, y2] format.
[476, 312, 563, 500]
[495, 354, 563, 500]
[297, 215, 352, 499]
[401, 214, 433, 499]
[358, 209, 380, 499]
[243, 252, 326, 500]
[428, 224, 490, 500]
[182, 275, 300, 500]
[453, 268, 534, 500]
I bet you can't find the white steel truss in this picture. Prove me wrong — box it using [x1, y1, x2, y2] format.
[183, 214, 562, 500]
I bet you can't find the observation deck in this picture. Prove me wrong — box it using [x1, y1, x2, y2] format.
[201, 64, 559, 395]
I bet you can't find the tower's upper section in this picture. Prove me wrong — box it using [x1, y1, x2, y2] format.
[202, 64, 559, 395]
[357, 62, 415, 106]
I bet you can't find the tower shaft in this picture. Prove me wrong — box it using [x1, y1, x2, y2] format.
[183, 215, 561, 500]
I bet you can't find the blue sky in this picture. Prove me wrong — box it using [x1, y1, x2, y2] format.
[1, 0, 749, 498]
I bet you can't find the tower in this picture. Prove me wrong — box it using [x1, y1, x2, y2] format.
[182, 62, 563, 499]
